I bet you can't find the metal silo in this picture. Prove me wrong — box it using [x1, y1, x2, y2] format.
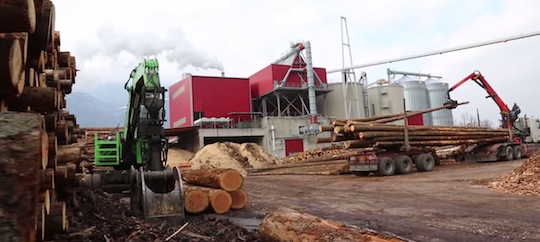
[367, 84, 405, 124]
[396, 76, 432, 126]
[426, 78, 454, 126]
[320, 82, 366, 119]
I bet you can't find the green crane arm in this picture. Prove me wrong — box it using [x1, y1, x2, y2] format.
[122, 58, 167, 171]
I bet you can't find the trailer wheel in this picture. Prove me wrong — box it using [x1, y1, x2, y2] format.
[416, 154, 435, 172]
[377, 157, 396, 176]
[394, 155, 413, 174]
[352, 171, 370, 177]
[503, 146, 514, 161]
[513, 146, 522, 160]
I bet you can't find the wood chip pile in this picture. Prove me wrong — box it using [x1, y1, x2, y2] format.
[488, 153, 540, 195]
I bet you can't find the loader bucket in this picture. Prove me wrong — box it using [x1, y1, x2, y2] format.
[130, 166, 185, 224]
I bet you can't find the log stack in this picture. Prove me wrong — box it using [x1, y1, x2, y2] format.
[182, 168, 249, 214]
[316, 104, 511, 151]
[0, 0, 82, 240]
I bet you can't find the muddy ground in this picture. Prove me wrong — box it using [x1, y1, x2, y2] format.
[221, 159, 540, 242]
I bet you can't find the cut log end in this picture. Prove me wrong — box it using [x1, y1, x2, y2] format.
[229, 188, 249, 209]
[219, 169, 244, 191]
[209, 190, 232, 214]
[184, 189, 209, 214]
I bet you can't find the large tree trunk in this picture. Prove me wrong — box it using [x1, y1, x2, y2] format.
[259, 207, 405, 242]
[182, 168, 244, 192]
[0, 0, 36, 33]
[0, 112, 43, 242]
[182, 184, 232, 214]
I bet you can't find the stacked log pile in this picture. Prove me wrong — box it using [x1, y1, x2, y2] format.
[258, 207, 406, 242]
[316, 103, 511, 150]
[0, 0, 82, 240]
[182, 168, 249, 214]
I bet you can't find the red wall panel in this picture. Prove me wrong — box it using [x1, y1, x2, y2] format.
[285, 139, 304, 156]
[249, 64, 328, 98]
[191, 76, 251, 119]
[407, 114, 424, 126]
[168, 77, 193, 128]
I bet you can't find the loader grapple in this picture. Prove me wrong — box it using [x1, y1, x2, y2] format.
[130, 166, 185, 223]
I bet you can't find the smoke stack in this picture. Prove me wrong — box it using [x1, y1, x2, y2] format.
[221, 71, 225, 77]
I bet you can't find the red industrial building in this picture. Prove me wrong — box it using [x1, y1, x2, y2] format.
[167, 42, 336, 157]
[169, 75, 252, 128]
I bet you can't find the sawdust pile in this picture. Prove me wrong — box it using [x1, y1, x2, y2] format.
[190, 142, 280, 176]
[167, 147, 195, 167]
[488, 153, 540, 195]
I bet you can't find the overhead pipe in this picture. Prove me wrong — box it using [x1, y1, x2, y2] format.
[387, 69, 442, 79]
[327, 30, 540, 73]
[273, 42, 305, 64]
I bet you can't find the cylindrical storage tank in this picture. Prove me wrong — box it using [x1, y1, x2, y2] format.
[396, 76, 432, 126]
[426, 78, 454, 126]
[368, 84, 404, 124]
[319, 83, 366, 119]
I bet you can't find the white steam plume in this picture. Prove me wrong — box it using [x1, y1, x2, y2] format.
[96, 25, 224, 71]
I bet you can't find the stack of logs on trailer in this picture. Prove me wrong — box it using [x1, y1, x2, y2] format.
[0, 0, 85, 241]
[316, 107, 511, 150]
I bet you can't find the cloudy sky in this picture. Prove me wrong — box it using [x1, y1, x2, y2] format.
[55, 0, 540, 124]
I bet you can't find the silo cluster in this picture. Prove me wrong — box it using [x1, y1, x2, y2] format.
[394, 75, 454, 126]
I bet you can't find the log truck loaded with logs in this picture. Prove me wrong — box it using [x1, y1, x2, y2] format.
[346, 70, 540, 177]
[86, 59, 185, 222]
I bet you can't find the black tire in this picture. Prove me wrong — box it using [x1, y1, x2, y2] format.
[352, 171, 370, 177]
[503, 146, 514, 161]
[513, 146, 522, 160]
[394, 155, 413, 174]
[416, 154, 436, 172]
[377, 157, 396, 176]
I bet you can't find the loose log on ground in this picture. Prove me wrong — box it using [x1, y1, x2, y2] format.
[183, 184, 232, 214]
[229, 188, 248, 209]
[259, 207, 405, 242]
[0, 34, 24, 94]
[0, 112, 43, 241]
[249, 161, 349, 176]
[0, 0, 36, 33]
[249, 159, 352, 174]
[182, 168, 244, 191]
[183, 184, 210, 214]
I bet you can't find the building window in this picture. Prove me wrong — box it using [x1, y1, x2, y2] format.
[194, 111, 204, 120]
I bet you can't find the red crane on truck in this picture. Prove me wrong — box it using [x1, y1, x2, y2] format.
[445, 70, 538, 161]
